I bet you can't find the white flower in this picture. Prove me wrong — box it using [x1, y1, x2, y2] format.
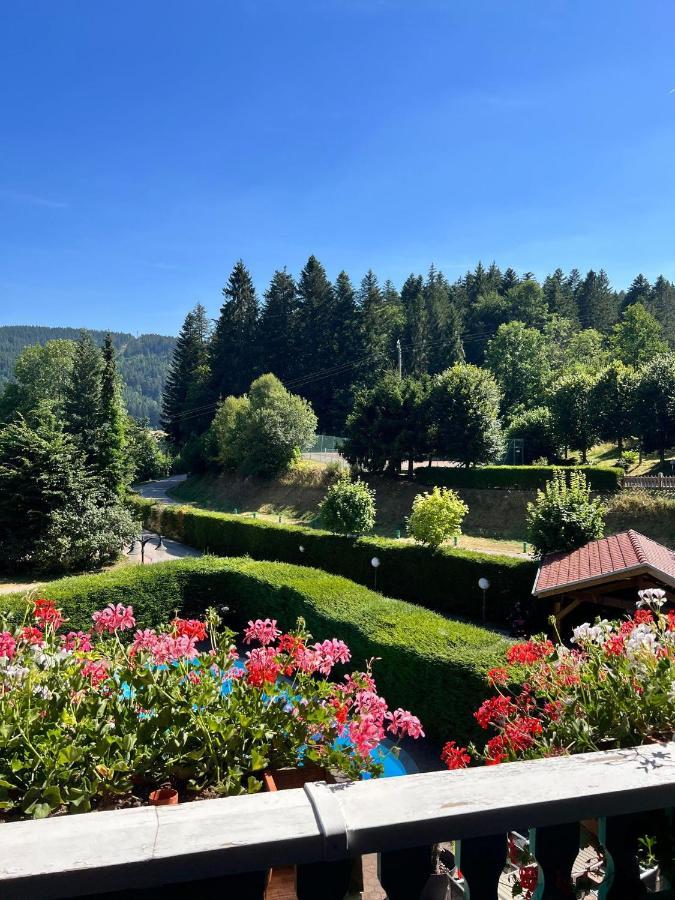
[626, 624, 659, 658]
[669, 681, 675, 703]
[1, 664, 28, 682]
[32, 684, 53, 700]
[572, 621, 612, 646]
[637, 588, 667, 609]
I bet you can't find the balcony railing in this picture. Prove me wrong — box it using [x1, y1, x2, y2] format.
[0, 741, 673, 899]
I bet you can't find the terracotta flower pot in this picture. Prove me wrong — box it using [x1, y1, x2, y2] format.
[149, 787, 179, 806]
[262, 766, 360, 899]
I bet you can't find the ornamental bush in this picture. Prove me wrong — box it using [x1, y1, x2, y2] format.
[0, 597, 423, 819]
[319, 474, 376, 536]
[407, 486, 468, 549]
[526, 468, 605, 557]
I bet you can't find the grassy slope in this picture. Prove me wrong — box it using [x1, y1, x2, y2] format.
[170, 463, 534, 555]
[169, 464, 675, 551]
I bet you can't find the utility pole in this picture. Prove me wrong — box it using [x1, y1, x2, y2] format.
[396, 339, 402, 378]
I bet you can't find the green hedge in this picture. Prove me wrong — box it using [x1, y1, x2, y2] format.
[127, 495, 536, 626]
[414, 465, 622, 492]
[1, 557, 508, 743]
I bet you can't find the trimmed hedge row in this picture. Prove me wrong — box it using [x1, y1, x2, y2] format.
[1, 557, 508, 742]
[127, 495, 536, 626]
[414, 464, 623, 492]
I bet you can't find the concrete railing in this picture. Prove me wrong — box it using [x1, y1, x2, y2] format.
[0, 742, 673, 899]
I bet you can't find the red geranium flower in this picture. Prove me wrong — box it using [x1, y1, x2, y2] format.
[441, 741, 471, 770]
[506, 640, 554, 665]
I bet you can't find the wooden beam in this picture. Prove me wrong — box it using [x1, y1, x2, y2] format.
[554, 596, 584, 626]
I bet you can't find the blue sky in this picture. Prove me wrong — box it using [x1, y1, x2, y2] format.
[1, 0, 675, 335]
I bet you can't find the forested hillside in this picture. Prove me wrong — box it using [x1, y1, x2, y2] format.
[0, 326, 174, 424]
[162, 258, 675, 450]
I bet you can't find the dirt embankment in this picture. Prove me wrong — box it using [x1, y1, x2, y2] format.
[170, 466, 535, 539]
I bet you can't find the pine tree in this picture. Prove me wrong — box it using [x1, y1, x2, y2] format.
[161, 304, 212, 445]
[329, 270, 361, 428]
[210, 260, 259, 399]
[500, 268, 520, 295]
[424, 267, 464, 372]
[576, 269, 619, 332]
[401, 274, 427, 376]
[295, 255, 339, 428]
[359, 269, 397, 382]
[258, 269, 299, 383]
[543, 268, 579, 324]
[97, 334, 127, 494]
[623, 274, 651, 311]
[358, 269, 397, 385]
[649, 276, 675, 346]
[464, 261, 488, 305]
[64, 331, 103, 467]
[485, 262, 503, 294]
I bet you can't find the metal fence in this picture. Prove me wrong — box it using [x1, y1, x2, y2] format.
[302, 434, 348, 466]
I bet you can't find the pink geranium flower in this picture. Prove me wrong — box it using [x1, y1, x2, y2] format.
[386, 708, 425, 740]
[348, 713, 384, 757]
[92, 603, 136, 634]
[0, 631, 16, 660]
[81, 659, 109, 686]
[62, 631, 92, 652]
[21, 626, 45, 646]
[243, 618, 281, 646]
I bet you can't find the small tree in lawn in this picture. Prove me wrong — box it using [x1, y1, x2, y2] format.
[320, 474, 376, 537]
[407, 487, 468, 549]
[526, 469, 605, 558]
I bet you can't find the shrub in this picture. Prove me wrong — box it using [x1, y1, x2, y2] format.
[526, 469, 605, 557]
[407, 487, 468, 549]
[415, 464, 622, 492]
[127, 495, 537, 627]
[616, 450, 639, 472]
[126, 420, 172, 482]
[319, 474, 376, 536]
[0, 598, 426, 818]
[506, 406, 558, 465]
[1, 557, 509, 742]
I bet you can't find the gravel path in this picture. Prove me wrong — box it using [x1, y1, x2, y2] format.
[134, 473, 187, 504]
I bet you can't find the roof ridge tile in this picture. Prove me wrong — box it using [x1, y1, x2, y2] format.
[627, 529, 647, 564]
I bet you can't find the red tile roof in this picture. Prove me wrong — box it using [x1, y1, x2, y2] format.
[533, 531, 675, 596]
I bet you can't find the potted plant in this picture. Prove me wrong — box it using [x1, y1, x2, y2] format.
[0, 602, 423, 821]
[440, 588, 675, 896]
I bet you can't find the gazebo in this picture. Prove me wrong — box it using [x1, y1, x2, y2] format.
[532, 530, 675, 626]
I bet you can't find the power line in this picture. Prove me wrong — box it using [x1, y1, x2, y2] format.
[169, 329, 497, 424]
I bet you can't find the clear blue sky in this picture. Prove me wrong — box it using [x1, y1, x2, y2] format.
[2, 0, 675, 336]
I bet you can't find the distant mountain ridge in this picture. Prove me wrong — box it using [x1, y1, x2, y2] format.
[0, 325, 175, 426]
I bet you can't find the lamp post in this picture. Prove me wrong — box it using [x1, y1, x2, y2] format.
[478, 576, 490, 623]
[128, 533, 164, 565]
[371, 556, 381, 590]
